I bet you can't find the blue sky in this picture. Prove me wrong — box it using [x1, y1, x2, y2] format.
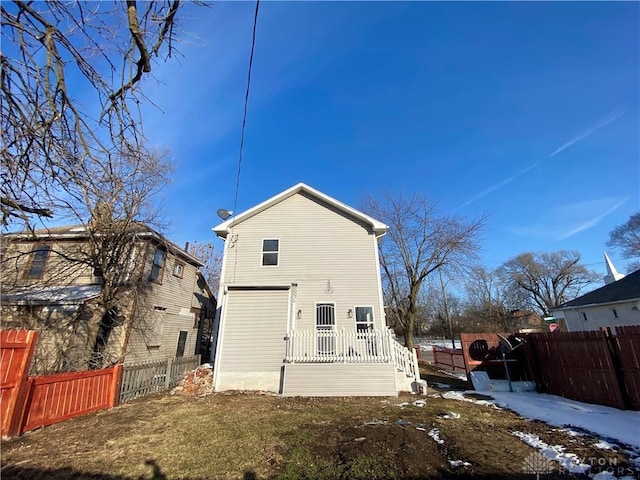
[139, 1, 639, 280]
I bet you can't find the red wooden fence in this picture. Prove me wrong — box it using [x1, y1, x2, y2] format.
[21, 365, 123, 433]
[0, 330, 123, 437]
[1, 330, 38, 437]
[432, 345, 466, 371]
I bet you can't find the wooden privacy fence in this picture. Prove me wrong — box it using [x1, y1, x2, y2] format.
[432, 345, 466, 371]
[1, 331, 204, 437]
[611, 326, 640, 410]
[21, 365, 122, 434]
[1, 330, 38, 437]
[527, 326, 640, 410]
[458, 328, 640, 410]
[0, 330, 122, 437]
[120, 354, 200, 403]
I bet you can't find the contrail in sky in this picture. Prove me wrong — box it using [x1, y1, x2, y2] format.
[455, 109, 624, 211]
[556, 197, 630, 241]
[455, 163, 538, 211]
[548, 109, 624, 157]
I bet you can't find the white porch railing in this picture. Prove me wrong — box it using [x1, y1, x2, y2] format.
[285, 329, 392, 363]
[391, 337, 419, 381]
[285, 329, 419, 380]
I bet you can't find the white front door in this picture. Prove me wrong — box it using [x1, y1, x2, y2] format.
[315, 303, 335, 355]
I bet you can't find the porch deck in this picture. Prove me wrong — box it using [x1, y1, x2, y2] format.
[283, 329, 419, 396]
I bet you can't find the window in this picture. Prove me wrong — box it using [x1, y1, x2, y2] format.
[582, 312, 588, 322]
[612, 309, 618, 319]
[262, 239, 279, 266]
[355, 306, 374, 332]
[355, 306, 376, 355]
[27, 245, 51, 278]
[176, 331, 188, 358]
[150, 248, 166, 282]
[173, 261, 184, 278]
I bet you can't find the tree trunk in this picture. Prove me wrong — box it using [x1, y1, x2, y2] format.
[404, 314, 415, 350]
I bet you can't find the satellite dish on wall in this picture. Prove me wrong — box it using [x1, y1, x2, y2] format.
[217, 209, 233, 221]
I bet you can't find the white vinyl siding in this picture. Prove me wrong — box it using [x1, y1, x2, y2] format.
[214, 189, 398, 395]
[220, 192, 385, 332]
[283, 363, 397, 396]
[555, 301, 640, 332]
[215, 288, 289, 392]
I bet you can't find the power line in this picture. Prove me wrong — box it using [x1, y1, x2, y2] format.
[230, 0, 260, 284]
[232, 0, 260, 219]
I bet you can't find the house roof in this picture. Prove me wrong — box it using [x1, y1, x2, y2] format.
[3, 222, 203, 267]
[554, 268, 640, 309]
[212, 183, 388, 238]
[1, 285, 102, 305]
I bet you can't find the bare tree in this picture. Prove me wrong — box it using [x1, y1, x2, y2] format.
[361, 192, 485, 350]
[187, 241, 221, 358]
[500, 250, 599, 316]
[1, 146, 176, 372]
[188, 241, 222, 293]
[1, 0, 197, 227]
[422, 277, 465, 344]
[1, 1, 211, 371]
[464, 266, 529, 333]
[606, 212, 640, 273]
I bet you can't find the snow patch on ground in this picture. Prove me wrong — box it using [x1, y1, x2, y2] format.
[484, 391, 640, 450]
[441, 390, 500, 408]
[513, 431, 591, 474]
[427, 428, 444, 444]
[439, 389, 640, 478]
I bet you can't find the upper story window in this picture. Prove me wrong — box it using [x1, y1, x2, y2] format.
[150, 248, 166, 283]
[27, 245, 51, 278]
[173, 261, 184, 278]
[262, 239, 279, 266]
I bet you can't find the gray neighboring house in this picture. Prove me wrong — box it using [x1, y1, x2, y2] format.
[211, 183, 419, 396]
[551, 269, 640, 332]
[1, 223, 216, 373]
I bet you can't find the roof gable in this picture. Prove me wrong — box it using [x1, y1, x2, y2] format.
[3, 222, 203, 267]
[557, 268, 640, 309]
[212, 183, 388, 238]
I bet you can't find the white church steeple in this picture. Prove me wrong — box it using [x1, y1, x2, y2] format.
[603, 251, 624, 285]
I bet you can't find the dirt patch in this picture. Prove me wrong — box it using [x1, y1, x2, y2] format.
[330, 423, 446, 479]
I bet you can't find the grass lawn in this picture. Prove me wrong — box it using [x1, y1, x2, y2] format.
[1, 364, 634, 479]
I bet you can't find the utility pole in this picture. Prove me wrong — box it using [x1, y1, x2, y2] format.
[438, 269, 455, 348]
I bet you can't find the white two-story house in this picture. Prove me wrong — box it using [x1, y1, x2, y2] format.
[211, 183, 418, 396]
